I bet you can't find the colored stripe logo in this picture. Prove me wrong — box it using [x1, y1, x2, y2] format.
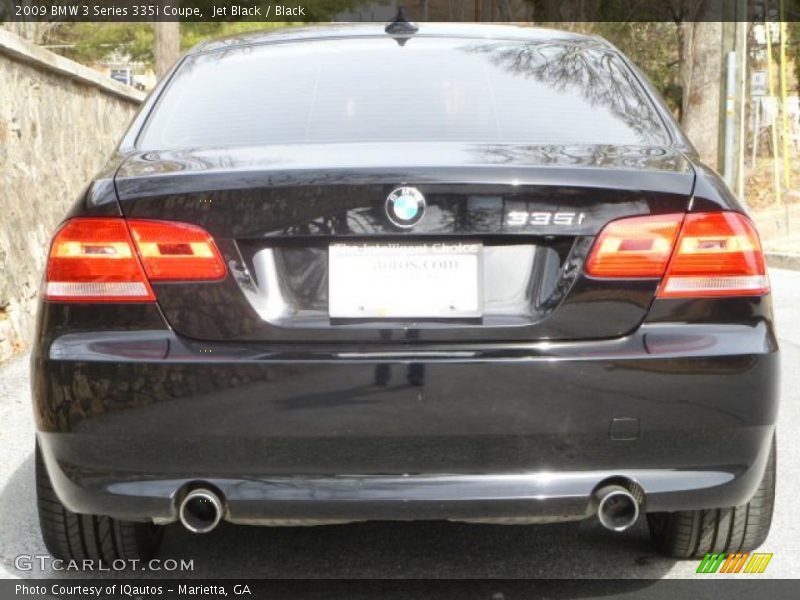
[696, 553, 773, 574]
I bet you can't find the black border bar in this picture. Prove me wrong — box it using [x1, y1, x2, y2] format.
[0, 0, 791, 23]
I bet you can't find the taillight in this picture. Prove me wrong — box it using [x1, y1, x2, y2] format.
[585, 214, 684, 277]
[46, 219, 155, 302]
[658, 212, 768, 298]
[127, 220, 226, 281]
[586, 211, 769, 298]
[45, 218, 226, 303]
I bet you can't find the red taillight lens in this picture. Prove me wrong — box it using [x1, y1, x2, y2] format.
[45, 218, 226, 302]
[127, 220, 226, 281]
[658, 212, 768, 298]
[46, 219, 155, 302]
[586, 211, 769, 298]
[585, 214, 684, 277]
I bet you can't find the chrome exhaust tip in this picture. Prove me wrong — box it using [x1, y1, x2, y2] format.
[179, 488, 223, 534]
[595, 484, 640, 532]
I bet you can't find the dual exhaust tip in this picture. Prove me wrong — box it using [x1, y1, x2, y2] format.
[179, 488, 223, 534]
[177, 482, 643, 534]
[594, 483, 642, 532]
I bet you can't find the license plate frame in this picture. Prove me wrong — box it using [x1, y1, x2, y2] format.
[328, 242, 483, 319]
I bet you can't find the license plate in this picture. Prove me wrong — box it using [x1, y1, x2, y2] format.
[329, 243, 483, 319]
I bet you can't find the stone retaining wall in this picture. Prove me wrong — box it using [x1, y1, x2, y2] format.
[0, 30, 144, 361]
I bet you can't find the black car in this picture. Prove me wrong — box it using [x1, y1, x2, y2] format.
[32, 22, 778, 563]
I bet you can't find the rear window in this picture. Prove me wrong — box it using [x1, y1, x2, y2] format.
[138, 37, 669, 150]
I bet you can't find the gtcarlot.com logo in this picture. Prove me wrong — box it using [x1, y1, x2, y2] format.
[14, 554, 194, 572]
[696, 552, 773, 574]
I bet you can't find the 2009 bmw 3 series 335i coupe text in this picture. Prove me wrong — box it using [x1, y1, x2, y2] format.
[32, 22, 778, 562]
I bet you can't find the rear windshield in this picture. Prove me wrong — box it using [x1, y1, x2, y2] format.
[138, 37, 669, 150]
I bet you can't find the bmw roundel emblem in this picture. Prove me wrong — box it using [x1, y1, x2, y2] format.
[386, 187, 426, 228]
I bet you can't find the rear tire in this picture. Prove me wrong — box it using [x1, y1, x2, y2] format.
[36, 443, 163, 562]
[647, 436, 776, 558]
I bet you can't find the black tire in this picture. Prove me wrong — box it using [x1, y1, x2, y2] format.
[647, 436, 776, 558]
[36, 443, 163, 562]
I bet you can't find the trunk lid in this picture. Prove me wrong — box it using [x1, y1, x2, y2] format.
[115, 142, 695, 343]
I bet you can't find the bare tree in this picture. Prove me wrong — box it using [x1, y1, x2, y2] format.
[679, 27, 723, 166]
[154, 19, 180, 79]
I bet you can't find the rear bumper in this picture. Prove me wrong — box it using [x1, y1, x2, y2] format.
[32, 306, 779, 525]
[38, 438, 775, 526]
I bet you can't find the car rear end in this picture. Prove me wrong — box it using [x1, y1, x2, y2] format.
[32, 25, 778, 559]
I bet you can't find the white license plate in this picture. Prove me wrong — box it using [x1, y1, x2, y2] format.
[329, 243, 483, 319]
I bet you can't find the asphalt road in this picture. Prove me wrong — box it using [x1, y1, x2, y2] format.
[1, 268, 798, 580]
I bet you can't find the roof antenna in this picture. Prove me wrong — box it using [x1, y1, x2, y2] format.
[385, 6, 419, 46]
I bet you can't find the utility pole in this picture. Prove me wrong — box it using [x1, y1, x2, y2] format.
[765, 10, 782, 207]
[718, 0, 748, 193]
[779, 0, 790, 189]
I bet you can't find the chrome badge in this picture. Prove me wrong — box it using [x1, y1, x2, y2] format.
[386, 187, 426, 229]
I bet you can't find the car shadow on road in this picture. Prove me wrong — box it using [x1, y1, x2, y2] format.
[157, 520, 676, 579]
[1, 451, 678, 587]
